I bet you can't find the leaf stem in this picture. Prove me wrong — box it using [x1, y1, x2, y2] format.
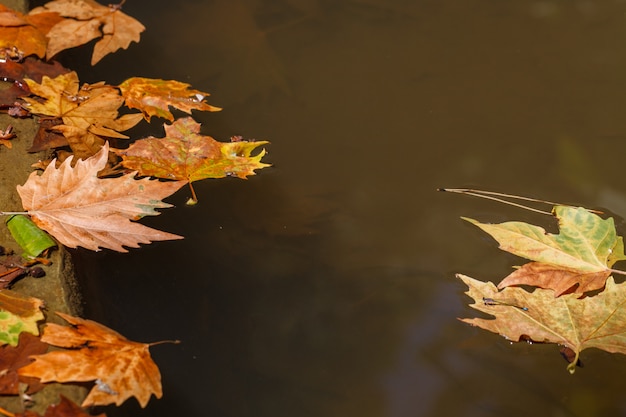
[148, 339, 181, 347]
[186, 182, 198, 205]
[0, 212, 27, 216]
[438, 188, 603, 215]
[610, 268, 626, 276]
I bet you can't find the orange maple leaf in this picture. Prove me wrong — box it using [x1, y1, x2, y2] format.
[119, 77, 222, 121]
[19, 312, 166, 407]
[29, 0, 145, 65]
[0, 5, 61, 58]
[17, 142, 186, 252]
[115, 117, 270, 203]
[22, 71, 142, 159]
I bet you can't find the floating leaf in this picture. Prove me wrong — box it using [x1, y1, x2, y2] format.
[30, 0, 145, 65]
[17, 143, 185, 252]
[458, 273, 626, 373]
[115, 117, 270, 203]
[118, 77, 221, 121]
[19, 312, 164, 407]
[463, 206, 626, 295]
[22, 71, 142, 158]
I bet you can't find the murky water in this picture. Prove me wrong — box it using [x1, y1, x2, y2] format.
[65, 0, 626, 416]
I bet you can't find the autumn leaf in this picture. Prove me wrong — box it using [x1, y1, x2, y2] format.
[0, 57, 69, 107]
[0, 290, 44, 346]
[17, 142, 186, 252]
[21, 71, 142, 159]
[118, 77, 222, 121]
[0, 333, 47, 395]
[458, 273, 626, 373]
[0, 5, 62, 58]
[115, 117, 270, 203]
[463, 206, 626, 295]
[30, 0, 145, 65]
[19, 312, 164, 408]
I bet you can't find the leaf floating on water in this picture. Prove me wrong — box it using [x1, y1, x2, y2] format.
[464, 206, 626, 295]
[19, 312, 165, 407]
[17, 142, 186, 252]
[458, 273, 626, 373]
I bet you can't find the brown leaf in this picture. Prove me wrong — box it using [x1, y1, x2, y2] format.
[498, 262, 611, 296]
[0, 5, 55, 58]
[459, 273, 626, 373]
[30, 0, 145, 65]
[17, 142, 185, 252]
[118, 77, 221, 121]
[22, 71, 142, 158]
[19, 312, 164, 407]
[116, 117, 270, 202]
[0, 333, 47, 395]
[0, 58, 69, 107]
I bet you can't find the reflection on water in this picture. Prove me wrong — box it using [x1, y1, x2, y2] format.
[68, 0, 626, 416]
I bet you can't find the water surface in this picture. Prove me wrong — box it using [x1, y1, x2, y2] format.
[68, 1, 626, 416]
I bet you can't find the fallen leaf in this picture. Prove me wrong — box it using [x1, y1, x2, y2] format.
[0, 333, 47, 395]
[21, 71, 143, 158]
[0, 5, 61, 58]
[17, 142, 186, 252]
[41, 395, 106, 417]
[458, 273, 626, 373]
[30, 0, 145, 65]
[115, 117, 270, 203]
[0, 290, 44, 346]
[0, 58, 70, 107]
[19, 312, 164, 407]
[118, 77, 221, 121]
[463, 206, 626, 295]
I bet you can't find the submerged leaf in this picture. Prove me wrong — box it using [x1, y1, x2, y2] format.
[458, 273, 626, 373]
[0, 290, 44, 346]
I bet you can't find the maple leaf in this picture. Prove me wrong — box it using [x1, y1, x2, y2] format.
[17, 142, 186, 252]
[0, 333, 47, 395]
[458, 273, 626, 373]
[463, 206, 626, 295]
[19, 312, 164, 408]
[0, 5, 62, 58]
[30, 0, 145, 65]
[115, 117, 270, 203]
[0, 290, 44, 346]
[21, 71, 143, 158]
[118, 77, 222, 122]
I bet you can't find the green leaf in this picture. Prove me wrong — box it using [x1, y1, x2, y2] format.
[462, 206, 622, 273]
[6, 214, 56, 258]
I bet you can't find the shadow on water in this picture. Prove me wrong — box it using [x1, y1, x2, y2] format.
[60, 0, 626, 416]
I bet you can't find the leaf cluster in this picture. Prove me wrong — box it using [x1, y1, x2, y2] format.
[458, 205, 626, 373]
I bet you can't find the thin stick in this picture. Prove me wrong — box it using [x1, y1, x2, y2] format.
[438, 188, 603, 215]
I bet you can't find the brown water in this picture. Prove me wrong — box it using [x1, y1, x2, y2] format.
[67, 1, 626, 416]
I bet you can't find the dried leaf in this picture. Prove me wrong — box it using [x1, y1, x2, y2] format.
[17, 142, 185, 252]
[0, 290, 44, 346]
[19, 312, 163, 407]
[42, 395, 106, 417]
[0, 333, 47, 395]
[458, 273, 626, 373]
[463, 206, 626, 295]
[30, 0, 145, 65]
[22, 71, 142, 158]
[116, 117, 270, 202]
[118, 77, 221, 121]
[0, 5, 59, 58]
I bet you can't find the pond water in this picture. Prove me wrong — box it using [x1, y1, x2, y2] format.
[59, 0, 626, 416]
